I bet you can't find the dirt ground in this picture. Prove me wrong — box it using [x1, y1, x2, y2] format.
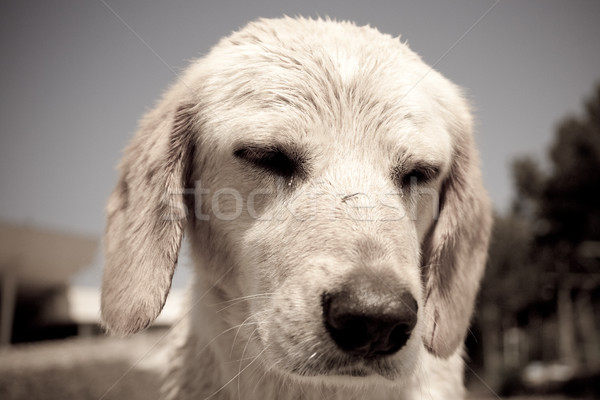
[0, 331, 167, 400]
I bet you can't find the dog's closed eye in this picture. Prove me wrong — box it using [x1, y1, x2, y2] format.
[393, 163, 440, 188]
[233, 143, 307, 179]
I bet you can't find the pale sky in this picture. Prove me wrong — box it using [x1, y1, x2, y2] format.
[1, 0, 599, 286]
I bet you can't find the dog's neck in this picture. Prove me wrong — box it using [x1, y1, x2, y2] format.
[159, 283, 466, 400]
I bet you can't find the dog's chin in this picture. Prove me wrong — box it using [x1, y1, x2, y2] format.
[295, 365, 400, 383]
[264, 353, 413, 387]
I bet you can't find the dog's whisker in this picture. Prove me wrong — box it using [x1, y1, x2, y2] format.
[237, 326, 261, 400]
[251, 358, 282, 396]
[195, 324, 256, 358]
[228, 310, 268, 357]
[216, 301, 259, 314]
[223, 355, 263, 364]
[211, 292, 275, 308]
[237, 328, 254, 395]
[202, 345, 269, 400]
[197, 313, 265, 358]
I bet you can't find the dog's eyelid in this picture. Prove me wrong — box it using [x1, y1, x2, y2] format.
[411, 164, 440, 180]
[233, 143, 306, 178]
[392, 162, 441, 187]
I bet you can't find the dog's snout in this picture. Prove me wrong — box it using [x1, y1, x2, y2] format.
[322, 273, 418, 358]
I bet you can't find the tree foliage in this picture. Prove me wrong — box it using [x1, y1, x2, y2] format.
[542, 87, 600, 249]
[479, 83, 600, 319]
[514, 84, 600, 272]
[471, 84, 600, 390]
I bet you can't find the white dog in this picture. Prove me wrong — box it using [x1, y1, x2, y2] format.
[101, 17, 492, 399]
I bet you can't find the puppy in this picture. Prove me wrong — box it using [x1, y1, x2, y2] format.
[101, 17, 492, 399]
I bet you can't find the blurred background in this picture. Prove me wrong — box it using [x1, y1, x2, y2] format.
[1, 1, 599, 399]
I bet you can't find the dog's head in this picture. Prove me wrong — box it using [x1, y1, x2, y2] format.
[102, 17, 491, 383]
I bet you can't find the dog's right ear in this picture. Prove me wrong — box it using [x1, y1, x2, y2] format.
[101, 99, 197, 335]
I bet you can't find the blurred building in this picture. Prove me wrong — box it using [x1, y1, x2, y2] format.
[0, 222, 98, 344]
[0, 222, 185, 345]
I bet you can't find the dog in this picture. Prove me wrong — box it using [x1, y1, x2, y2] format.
[101, 17, 492, 399]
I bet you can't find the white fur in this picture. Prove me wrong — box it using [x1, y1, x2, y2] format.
[101, 17, 492, 399]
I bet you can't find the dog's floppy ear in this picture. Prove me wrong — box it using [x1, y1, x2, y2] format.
[421, 113, 492, 358]
[101, 98, 197, 335]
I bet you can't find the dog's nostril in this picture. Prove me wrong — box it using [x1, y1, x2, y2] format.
[322, 274, 418, 358]
[328, 316, 371, 351]
[388, 322, 414, 352]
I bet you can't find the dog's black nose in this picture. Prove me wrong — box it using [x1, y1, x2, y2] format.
[322, 272, 418, 358]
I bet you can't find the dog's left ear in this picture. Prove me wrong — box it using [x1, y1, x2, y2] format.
[420, 105, 492, 358]
[101, 99, 197, 335]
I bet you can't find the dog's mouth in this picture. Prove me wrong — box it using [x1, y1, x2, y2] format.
[281, 353, 401, 382]
[289, 366, 400, 383]
[323, 365, 398, 381]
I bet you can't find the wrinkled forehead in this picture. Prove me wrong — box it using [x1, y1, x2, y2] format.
[191, 21, 457, 167]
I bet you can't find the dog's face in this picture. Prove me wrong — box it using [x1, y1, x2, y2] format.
[101, 17, 492, 384]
